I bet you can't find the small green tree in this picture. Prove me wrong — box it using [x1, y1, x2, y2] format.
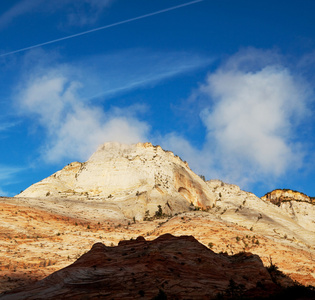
[155, 205, 163, 218]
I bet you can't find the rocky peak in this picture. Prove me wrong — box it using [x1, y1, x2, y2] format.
[16, 142, 216, 221]
[261, 189, 314, 206]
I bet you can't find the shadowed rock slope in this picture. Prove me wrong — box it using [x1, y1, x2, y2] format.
[0, 234, 303, 300]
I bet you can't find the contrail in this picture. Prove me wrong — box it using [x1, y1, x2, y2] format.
[0, 0, 203, 57]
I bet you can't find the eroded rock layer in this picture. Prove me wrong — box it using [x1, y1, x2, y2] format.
[0, 234, 286, 300]
[262, 189, 314, 205]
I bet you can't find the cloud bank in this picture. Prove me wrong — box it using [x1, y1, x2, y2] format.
[14, 48, 209, 163]
[163, 49, 311, 188]
[17, 72, 149, 163]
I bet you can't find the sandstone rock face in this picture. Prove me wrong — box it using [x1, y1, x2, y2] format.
[17, 142, 216, 221]
[261, 189, 315, 235]
[0, 234, 284, 300]
[207, 180, 315, 248]
[0, 200, 314, 293]
[262, 189, 313, 205]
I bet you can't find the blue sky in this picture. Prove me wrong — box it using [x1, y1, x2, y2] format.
[1, 0, 315, 197]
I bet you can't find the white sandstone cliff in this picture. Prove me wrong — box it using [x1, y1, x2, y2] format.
[17, 142, 216, 221]
[207, 180, 315, 249]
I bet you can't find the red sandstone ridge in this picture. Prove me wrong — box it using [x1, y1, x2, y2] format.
[0, 234, 300, 300]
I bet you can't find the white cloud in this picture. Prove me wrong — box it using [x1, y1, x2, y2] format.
[202, 66, 308, 175]
[13, 47, 211, 164]
[17, 72, 150, 163]
[164, 49, 311, 188]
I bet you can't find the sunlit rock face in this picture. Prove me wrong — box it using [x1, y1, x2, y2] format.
[207, 180, 315, 247]
[17, 142, 216, 220]
[261, 189, 315, 234]
[261, 189, 313, 205]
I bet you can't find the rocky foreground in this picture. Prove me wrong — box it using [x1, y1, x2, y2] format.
[2, 234, 312, 300]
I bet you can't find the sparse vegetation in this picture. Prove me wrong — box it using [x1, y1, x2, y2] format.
[208, 242, 214, 249]
[143, 205, 172, 221]
[266, 256, 286, 285]
[155, 205, 163, 218]
[199, 174, 206, 181]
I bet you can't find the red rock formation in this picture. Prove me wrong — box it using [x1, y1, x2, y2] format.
[1, 234, 291, 299]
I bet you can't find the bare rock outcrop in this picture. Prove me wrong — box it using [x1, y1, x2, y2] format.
[16, 142, 216, 221]
[207, 180, 315, 249]
[0, 234, 289, 300]
[262, 189, 313, 205]
[261, 189, 315, 234]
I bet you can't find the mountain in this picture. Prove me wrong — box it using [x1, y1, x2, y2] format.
[0, 142, 314, 296]
[17, 142, 216, 221]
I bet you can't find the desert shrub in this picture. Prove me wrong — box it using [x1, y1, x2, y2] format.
[199, 174, 206, 181]
[155, 205, 163, 218]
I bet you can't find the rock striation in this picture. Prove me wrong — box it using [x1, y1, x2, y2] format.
[17, 142, 216, 221]
[260, 189, 315, 236]
[207, 180, 315, 248]
[0, 234, 287, 300]
[262, 189, 314, 205]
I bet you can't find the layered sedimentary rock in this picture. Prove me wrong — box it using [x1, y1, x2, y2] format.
[17, 142, 216, 221]
[0, 234, 285, 300]
[260, 188, 315, 236]
[207, 180, 315, 248]
[262, 189, 313, 205]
